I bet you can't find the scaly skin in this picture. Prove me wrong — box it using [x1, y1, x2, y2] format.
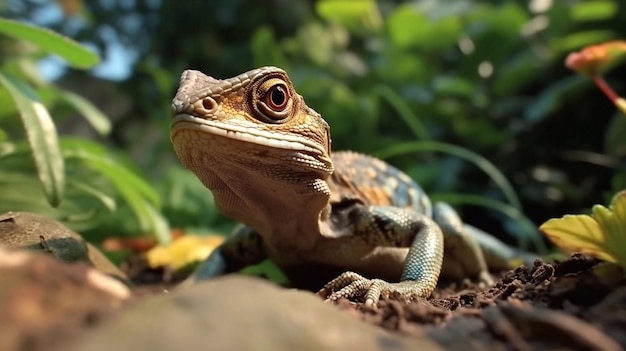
[170, 67, 532, 306]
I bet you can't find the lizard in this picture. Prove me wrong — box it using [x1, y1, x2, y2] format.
[170, 66, 534, 306]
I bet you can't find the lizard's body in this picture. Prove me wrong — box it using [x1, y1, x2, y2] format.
[170, 67, 532, 305]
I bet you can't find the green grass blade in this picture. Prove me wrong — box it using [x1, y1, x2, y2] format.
[60, 139, 160, 206]
[0, 18, 99, 69]
[375, 85, 431, 140]
[81, 156, 166, 238]
[432, 193, 547, 252]
[0, 71, 64, 206]
[66, 151, 160, 207]
[143, 202, 172, 245]
[376, 140, 522, 210]
[64, 149, 169, 243]
[58, 90, 112, 136]
[69, 181, 117, 212]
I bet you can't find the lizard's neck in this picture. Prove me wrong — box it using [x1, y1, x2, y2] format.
[209, 165, 332, 251]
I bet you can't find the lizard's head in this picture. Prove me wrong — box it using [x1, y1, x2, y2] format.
[170, 67, 334, 242]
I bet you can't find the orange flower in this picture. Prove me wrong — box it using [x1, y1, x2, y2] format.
[565, 41, 626, 75]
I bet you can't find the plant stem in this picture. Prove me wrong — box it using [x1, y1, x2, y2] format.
[593, 74, 618, 102]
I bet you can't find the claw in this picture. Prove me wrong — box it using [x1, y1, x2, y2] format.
[318, 271, 432, 306]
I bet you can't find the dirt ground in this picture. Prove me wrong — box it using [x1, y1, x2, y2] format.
[127, 253, 626, 351]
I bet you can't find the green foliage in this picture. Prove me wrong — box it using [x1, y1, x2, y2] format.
[541, 190, 626, 268]
[0, 71, 64, 206]
[0, 18, 99, 68]
[3, 0, 625, 250]
[0, 19, 169, 243]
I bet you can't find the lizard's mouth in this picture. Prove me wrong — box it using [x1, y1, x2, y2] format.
[170, 113, 333, 174]
[171, 114, 326, 156]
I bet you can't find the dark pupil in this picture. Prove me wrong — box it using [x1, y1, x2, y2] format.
[271, 86, 286, 106]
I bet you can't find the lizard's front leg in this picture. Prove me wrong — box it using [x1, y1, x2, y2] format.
[317, 206, 444, 306]
[188, 225, 266, 282]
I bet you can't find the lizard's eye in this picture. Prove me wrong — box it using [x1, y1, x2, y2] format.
[254, 77, 293, 122]
[265, 84, 289, 111]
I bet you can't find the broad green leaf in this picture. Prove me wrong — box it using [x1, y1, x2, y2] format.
[0, 71, 64, 206]
[0, 18, 99, 69]
[432, 76, 474, 98]
[57, 90, 112, 136]
[316, 0, 381, 32]
[250, 26, 286, 68]
[570, 1, 618, 22]
[552, 30, 615, 54]
[0, 83, 18, 120]
[540, 191, 626, 267]
[387, 5, 461, 50]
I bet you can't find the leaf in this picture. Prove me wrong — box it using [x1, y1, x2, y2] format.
[145, 234, 224, 271]
[0, 71, 64, 206]
[70, 181, 117, 212]
[250, 26, 285, 68]
[376, 141, 522, 211]
[63, 146, 169, 244]
[524, 75, 587, 123]
[554, 30, 616, 57]
[316, 0, 381, 31]
[570, 0, 618, 22]
[387, 5, 461, 50]
[57, 90, 112, 136]
[540, 190, 626, 267]
[375, 85, 430, 140]
[0, 18, 99, 69]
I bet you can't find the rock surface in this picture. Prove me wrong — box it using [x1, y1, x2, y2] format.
[0, 211, 128, 282]
[62, 276, 443, 351]
[0, 247, 129, 351]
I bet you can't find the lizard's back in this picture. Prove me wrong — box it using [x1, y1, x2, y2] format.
[329, 151, 432, 216]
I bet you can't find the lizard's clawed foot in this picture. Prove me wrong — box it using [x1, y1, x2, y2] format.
[317, 271, 431, 307]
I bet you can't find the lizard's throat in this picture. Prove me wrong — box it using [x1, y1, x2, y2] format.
[208, 166, 332, 250]
[172, 128, 334, 250]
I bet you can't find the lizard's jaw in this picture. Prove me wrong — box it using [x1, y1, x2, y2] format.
[171, 114, 333, 175]
[171, 114, 327, 158]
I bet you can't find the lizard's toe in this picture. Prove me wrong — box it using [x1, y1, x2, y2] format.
[318, 271, 367, 299]
[319, 271, 432, 307]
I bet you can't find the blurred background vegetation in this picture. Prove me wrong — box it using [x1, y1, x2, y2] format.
[1, 0, 625, 253]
